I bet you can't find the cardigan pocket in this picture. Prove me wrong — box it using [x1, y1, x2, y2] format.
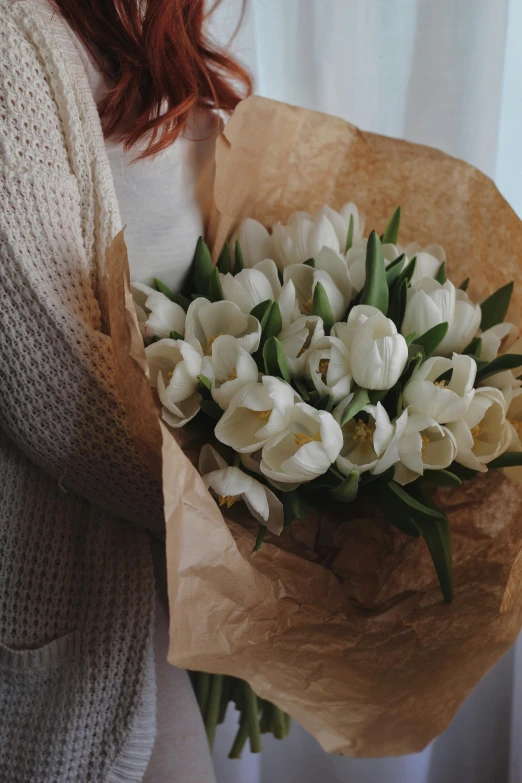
[0, 630, 82, 671]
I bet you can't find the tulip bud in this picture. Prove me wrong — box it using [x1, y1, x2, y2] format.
[350, 313, 409, 390]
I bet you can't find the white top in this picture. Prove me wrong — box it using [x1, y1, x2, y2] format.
[69, 24, 216, 293]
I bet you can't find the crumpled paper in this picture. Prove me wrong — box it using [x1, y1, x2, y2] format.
[106, 96, 522, 757]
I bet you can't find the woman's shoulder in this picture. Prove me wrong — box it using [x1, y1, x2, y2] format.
[0, 0, 73, 176]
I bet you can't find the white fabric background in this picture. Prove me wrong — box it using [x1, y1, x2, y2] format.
[208, 2, 522, 781]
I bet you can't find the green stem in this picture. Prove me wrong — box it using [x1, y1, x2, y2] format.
[283, 712, 292, 737]
[204, 674, 223, 750]
[259, 700, 272, 733]
[271, 706, 286, 740]
[196, 672, 210, 714]
[228, 716, 249, 759]
[217, 675, 233, 725]
[244, 682, 262, 753]
[254, 525, 267, 552]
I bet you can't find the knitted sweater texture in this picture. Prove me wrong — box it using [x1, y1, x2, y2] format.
[0, 1, 164, 779]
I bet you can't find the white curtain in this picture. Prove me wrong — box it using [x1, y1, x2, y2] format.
[208, 2, 522, 780]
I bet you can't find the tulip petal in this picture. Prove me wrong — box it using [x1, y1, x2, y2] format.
[199, 443, 227, 474]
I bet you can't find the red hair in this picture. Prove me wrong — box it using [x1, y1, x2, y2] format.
[51, 0, 252, 159]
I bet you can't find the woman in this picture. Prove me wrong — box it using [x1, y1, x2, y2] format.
[0, 1, 250, 781]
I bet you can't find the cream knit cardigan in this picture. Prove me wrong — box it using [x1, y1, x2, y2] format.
[0, 1, 165, 780]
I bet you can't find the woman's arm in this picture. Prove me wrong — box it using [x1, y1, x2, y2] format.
[0, 11, 164, 531]
[0, 167, 164, 532]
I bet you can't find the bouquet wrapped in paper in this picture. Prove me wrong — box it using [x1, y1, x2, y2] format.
[107, 96, 522, 757]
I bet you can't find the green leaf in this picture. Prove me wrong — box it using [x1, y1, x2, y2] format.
[396, 255, 417, 288]
[405, 332, 417, 346]
[448, 462, 478, 481]
[359, 230, 389, 315]
[378, 482, 452, 601]
[385, 254, 406, 288]
[401, 350, 423, 385]
[459, 277, 470, 291]
[488, 452, 522, 469]
[199, 399, 223, 420]
[263, 301, 282, 341]
[207, 267, 224, 302]
[423, 469, 462, 487]
[381, 206, 401, 245]
[250, 299, 273, 330]
[304, 258, 316, 268]
[314, 393, 334, 412]
[197, 374, 212, 392]
[408, 482, 453, 602]
[194, 237, 214, 295]
[234, 240, 245, 272]
[369, 389, 387, 404]
[169, 329, 183, 340]
[294, 380, 310, 401]
[463, 336, 482, 358]
[282, 490, 310, 528]
[153, 277, 175, 299]
[218, 242, 232, 274]
[345, 213, 355, 252]
[434, 261, 446, 284]
[414, 322, 448, 359]
[312, 282, 335, 332]
[263, 337, 291, 383]
[329, 471, 359, 502]
[477, 353, 522, 382]
[480, 281, 514, 331]
[340, 388, 370, 426]
[363, 464, 395, 488]
[387, 277, 407, 330]
[254, 525, 267, 551]
[150, 334, 162, 344]
[387, 481, 445, 519]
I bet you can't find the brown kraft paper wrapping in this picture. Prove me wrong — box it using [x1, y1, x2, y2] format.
[106, 96, 522, 757]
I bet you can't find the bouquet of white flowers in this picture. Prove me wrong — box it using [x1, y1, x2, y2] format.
[133, 199, 522, 754]
[107, 96, 522, 760]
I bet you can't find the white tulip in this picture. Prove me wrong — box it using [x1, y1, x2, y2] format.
[504, 388, 522, 451]
[184, 297, 261, 356]
[215, 376, 297, 453]
[330, 304, 382, 351]
[401, 278, 481, 355]
[479, 322, 518, 362]
[283, 258, 351, 323]
[333, 399, 396, 476]
[404, 243, 446, 285]
[305, 336, 352, 402]
[318, 203, 365, 251]
[403, 353, 476, 423]
[345, 239, 401, 293]
[201, 334, 259, 410]
[231, 218, 273, 268]
[199, 444, 284, 534]
[278, 315, 325, 377]
[260, 404, 343, 487]
[377, 408, 457, 485]
[131, 282, 186, 341]
[145, 338, 202, 428]
[271, 213, 340, 269]
[350, 312, 409, 390]
[446, 387, 511, 471]
[220, 259, 281, 314]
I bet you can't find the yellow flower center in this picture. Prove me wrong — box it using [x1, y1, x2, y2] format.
[318, 358, 330, 384]
[302, 297, 313, 314]
[510, 419, 522, 434]
[218, 495, 236, 508]
[433, 380, 447, 388]
[167, 370, 173, 379]
[421, 434, 430, 450]
[293, 432, 321, 448]
[227, 368, 238, 381]
[471, 424, 483, 440]
[257, 409, 272, 421]
[353, 418, 376, 442]
[204, 333, 223, 356]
